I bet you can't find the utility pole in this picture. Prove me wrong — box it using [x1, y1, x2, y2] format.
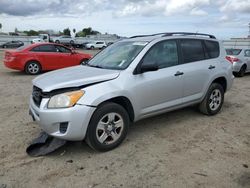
[248, 23, 250, 38]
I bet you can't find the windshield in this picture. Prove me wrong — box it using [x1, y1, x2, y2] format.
[226, 49, 242, 55]
[87, 41, 148, 70]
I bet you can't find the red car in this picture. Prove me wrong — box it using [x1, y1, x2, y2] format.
[4, 43, 92, 74]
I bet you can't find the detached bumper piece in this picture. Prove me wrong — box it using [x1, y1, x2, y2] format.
[26, 131, 67, 157]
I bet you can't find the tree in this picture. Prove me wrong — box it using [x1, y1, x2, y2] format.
[63, 28, 71, 36]
[23, 30, 39, 36]
[76, 27, 100, 37]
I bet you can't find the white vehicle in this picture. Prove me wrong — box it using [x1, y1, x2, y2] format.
[226, 48, 250, 77]
[31, 34, 50, 44]
[85, 41, 107, 49]
[53, 36, 75, 44]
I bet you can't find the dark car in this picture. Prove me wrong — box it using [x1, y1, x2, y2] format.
[1, 41, 24, 48]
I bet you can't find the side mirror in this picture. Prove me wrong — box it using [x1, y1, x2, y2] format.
[140, 63, 159, 73]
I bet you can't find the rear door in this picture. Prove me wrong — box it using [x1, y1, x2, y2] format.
[178, 39, 219, 103]
[30, 44, 60, 70]
[244, 49, 250, 72]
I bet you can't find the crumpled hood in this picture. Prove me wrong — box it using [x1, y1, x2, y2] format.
[32, 65, 120, 92]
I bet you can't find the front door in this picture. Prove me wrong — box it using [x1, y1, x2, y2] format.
[131, 40, 183, 118]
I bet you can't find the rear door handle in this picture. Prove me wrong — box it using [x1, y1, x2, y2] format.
[174, 71, 184, 76]
[208, 65, 215, 69]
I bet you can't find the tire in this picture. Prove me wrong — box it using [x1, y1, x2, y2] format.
[80, 59, 89, 65]
[237, 65, 246, 77]
[3, 45, 7, 48]
[91, 46, 94, 50]
[25, 61, 41, 75]
[86, 102, 130, 152]
[70, 40, 74, 44]
[199, 83, 224, 116]
[55, 40, 60, 43]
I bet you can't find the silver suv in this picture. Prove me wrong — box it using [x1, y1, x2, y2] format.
[29, 32, 234, 151]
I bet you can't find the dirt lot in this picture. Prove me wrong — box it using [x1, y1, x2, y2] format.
[0, 50, 249, 188]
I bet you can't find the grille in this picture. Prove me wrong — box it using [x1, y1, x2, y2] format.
[32, 86, 43, 107]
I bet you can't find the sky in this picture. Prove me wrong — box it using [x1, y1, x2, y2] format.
[0, 0, 249, 39]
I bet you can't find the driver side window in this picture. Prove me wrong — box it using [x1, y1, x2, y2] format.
[55, 45, 71, 53]
[142, 40, 178, 69]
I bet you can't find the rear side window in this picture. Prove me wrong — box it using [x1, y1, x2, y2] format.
[180, 39, 205, 63]
[244, 50, 250, 57]
[31, 45, 56, 52]
[204, 40, 219, 58]
[226, 49, 242, 55]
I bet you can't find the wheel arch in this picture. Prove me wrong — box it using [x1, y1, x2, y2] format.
[97, 96, 135, 122]
[211, 76, 227, 92]
[242, 63, 247, 69]
[80, 58, 89, 64]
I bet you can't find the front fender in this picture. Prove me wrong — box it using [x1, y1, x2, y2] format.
[77, 80, 134, 107]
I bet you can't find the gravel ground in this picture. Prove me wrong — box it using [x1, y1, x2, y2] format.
[0, 50, 249, 188]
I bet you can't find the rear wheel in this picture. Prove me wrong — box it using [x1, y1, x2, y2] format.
[25, 61, 41, 75]
[199, 83, 224, 115]
[91, 46, 94, 50]
[55, 40, 60, 43]
[86, 103, 129, 152]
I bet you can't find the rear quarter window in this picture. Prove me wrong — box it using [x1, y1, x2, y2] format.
[204, 40, 219, 58]
[244, 50, 250, 57]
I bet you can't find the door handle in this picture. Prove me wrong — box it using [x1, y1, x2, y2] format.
[174, 71, 184, 76]
[208, 65, 215, 69]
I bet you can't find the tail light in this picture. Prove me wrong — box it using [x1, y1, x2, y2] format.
[4, 52, 16, 61]
[226, 56, 239, 64]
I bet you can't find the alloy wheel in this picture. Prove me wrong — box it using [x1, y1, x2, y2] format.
[96, 112, 124, 145]
[209, 89, 222, 111]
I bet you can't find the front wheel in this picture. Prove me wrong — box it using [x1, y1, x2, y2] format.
[80, 59, 89, 65]
[86, 103, 129, 152]
[25, 61, 41, 75]
[199, 83, 224, 115]
[238, 65, 246, 77]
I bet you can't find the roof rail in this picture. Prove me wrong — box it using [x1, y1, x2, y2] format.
[162, 32, 216, 39]
[130, 32, 216, 39]
[129, 33, 166, 38]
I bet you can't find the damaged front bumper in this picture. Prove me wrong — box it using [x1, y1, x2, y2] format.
[29, 96, 96, 141]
